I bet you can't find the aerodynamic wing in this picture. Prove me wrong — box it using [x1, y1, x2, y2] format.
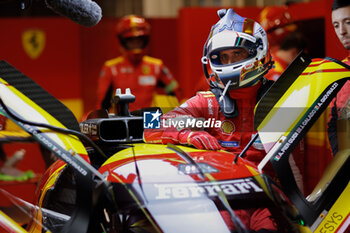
[0, 60, 106, 181]
[255, 56, 350, 228]
[255, 56, 350, 156]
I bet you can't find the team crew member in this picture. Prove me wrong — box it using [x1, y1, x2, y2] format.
[259, 6, 307, 81]
[97, 15, 182, 112]
[328, 0, 350, 155]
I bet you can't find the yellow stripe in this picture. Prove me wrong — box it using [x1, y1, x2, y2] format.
[60, 98, 83, 122]
[143, 56, 163, 65]
[0, 79, 87, 154]
[0, 131, 30, 139]
[103, 144, 205, 165]
[0, 211, 27, 233]
[202, 94, 215, 98]
[103, 143, 232, 166]
[305, 110, 330, 147]
[38, 165, 66, 207]
[105, 56, 124, 67]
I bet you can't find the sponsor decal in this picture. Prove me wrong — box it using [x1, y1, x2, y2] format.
[154, 178, 263, 200]
[208, 98, 214, 115]
[318, 211, 345, 232]
[121, 67, 134, 73]
[22, 29, 45, 59]
[274, 82, 339, 161]
[221, 120, 235, 135]
[218, 140, 239, 148]
[139, 75, 156, 85]
[17, 121, 89, 177]
[80, 122, 98, 136]
[274, 154, 281, 161]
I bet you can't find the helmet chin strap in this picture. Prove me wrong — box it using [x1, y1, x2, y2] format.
[219, 80, 232, 102]
[211, 80, 238, 118]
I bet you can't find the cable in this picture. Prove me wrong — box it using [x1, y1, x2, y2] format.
[0, 98, 108, 159]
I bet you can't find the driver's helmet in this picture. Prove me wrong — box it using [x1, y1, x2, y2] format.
[115, 15, 151, 64]
[202, 9, 272, 90]
[258, 6, 297, 48]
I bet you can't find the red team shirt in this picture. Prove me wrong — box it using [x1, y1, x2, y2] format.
[97, 55, 181, 112]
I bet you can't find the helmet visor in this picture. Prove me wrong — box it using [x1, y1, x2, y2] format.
[209, 40, 258, 66]
[120, 35, 149, 50]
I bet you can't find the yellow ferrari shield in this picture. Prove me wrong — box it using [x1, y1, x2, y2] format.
[22, 29, 45, 59]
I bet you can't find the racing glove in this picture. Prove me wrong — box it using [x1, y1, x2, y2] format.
[179, 130, 221, 150]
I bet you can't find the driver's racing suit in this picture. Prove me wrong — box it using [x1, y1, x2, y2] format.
[144, 81, 304, 179]
[145, 83, 266, 165]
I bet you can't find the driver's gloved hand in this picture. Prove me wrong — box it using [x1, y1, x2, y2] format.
[179, 130, 221, 150]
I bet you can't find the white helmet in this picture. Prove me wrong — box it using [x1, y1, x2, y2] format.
[202, 9, 272, 90]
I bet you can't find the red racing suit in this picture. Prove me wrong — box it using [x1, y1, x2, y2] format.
[144, 81, 304, 180]
[144, 83, 267, 167]
[220, 208, 277, 232]
[97, 55, 182, 112]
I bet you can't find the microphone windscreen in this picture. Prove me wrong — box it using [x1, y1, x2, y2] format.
[45, 0, 102, 27]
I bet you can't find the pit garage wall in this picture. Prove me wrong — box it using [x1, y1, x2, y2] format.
[0, 17, 83, 120]
[0, 18, 83, 204]
[0, 17, 178, 120]
[0, 0, 344, 120]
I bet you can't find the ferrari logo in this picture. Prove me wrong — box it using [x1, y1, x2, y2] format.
[142, 65, 151, 75]
[22, 29, 45, 59]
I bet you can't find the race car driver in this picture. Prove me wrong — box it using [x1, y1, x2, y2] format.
[144, 9, 287, 231]
[143, 8, 305, 176]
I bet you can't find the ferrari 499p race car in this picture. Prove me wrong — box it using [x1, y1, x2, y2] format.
[0, 52, 349, 233]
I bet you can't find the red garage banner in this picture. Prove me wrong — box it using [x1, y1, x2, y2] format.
[0, 18, 83, 120]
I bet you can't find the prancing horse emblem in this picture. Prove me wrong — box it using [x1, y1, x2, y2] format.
[22, 29, 45, 59]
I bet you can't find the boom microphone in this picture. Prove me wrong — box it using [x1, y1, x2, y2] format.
[45, 0, 102, 27]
